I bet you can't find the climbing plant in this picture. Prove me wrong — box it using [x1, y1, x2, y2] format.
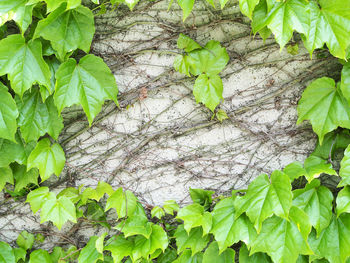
[1, 0, 350, 262]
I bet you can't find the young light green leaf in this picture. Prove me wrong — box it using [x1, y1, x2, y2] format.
[336, 186, 350, 216]
[105, 187, 137, 219]
[40, 195, 77, 230]
[235, 170, 292, 232]
[177, 34, 201, 52]
[16, 90, 63, 143]
[189, 188, 214, 210]
[239, 0, 260, 19]
[95, 232, 107, 254]
[131, 224, 168, 261]
[341, 62, 350, 103]
[216, 109, 228, 122]
[0, 34, 51, 97]
[0, 241, 15, 263]
[163, 200, 179, 215]
[27, 138, 65, 182]
[26, 187, 51, 214]
[28, 250, 52, 263]
[54, 54, 118, 125]
[297, 77, 350, 145]
[17, 231, 35, 251]
[0, 83, 18, 142]
[78, 236, 103, 263]
[176, 203, 212, 235]
[13, 248, 26, 263]
[34, 4, 94, 60]
[175, 225, 210, 256]
[177, 0, 195, 21]
[239, 243, 272, 263]
[202, 242, 235, 263]
[211, 197, 256, 252]
[302, 0, 350, 59]
[57, 187, 80, 203]
[151, 206, 165, 219]
[193, 74, 223, 112]
[174, 55, 191, 77]
[44, 0, 82, 12]
[308, 214, 350, 263]
[339, 145, 350, 186]
[0, 167, 13, 192]
[250, 215, 312, 263]
[13, 164, 39, 192]
[293, 179, 333, 236]
[105, 235, 133, 263]
[173, 250, 203, 263]
[110, 0, 139, 10]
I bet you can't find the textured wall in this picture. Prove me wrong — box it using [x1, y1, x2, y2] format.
[0, 0, 341, 248]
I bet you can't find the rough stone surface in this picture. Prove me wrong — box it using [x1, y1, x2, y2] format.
[0, 0, 341, 249]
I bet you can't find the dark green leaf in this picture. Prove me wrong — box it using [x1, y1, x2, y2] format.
[13, 164, 39, 192]
[0, 166, 13, 192]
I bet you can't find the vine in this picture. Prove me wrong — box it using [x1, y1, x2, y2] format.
[1, 0, 350, 262]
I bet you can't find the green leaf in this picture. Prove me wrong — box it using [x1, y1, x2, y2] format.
[177, 0, 195, 21]
[17, 231, 35, 251]
[216, 109, 228, 122]
[293, 179, 333, 236]
[235, 170, 292, 231]
[157, 248, 178, 263]
[239, 243, 272, 263]
[211, 197, 256, 252]
[110, 0, 139, 10]
[342, 63, 350, 103]
[163, 200, 179, 215]
[27, 138, 65, 182]
[175, 225, 210, 256]
[13, 248, 26, 263]
[287, 43, 299, 55]
[177, 203, 212, 235]
[250, 215, 312, 263]
[297, 77, 350, 145]
[44, 0, 82, 12]
[301, 0, 350, 59]
[29, 250, 52, 263]
[173, 250, 203, 263]
[0, 241, 15, 263]
[339, 145, 350, 186]
[0, 166, 13, 192]
[0, 133, 36, 167]
[0, 34, 51, 97]
[40, 195, 77, 230]
[26, 187, 51, 214]
[239, 0, 260, 19]
[308, 214, 350, 263]
[202, 242, 235, 263]
[131, 224, 168, 261]
[57, 187, 80, 203]
[151, 206, 165, 219]
[189, 188, 214, 210]
[40, 57, 60, 102]
[78, 236, 103, 263]
[16, 90, 63, 143]
[13, 164, 39, 192]
[95, 232, 107, 254]
[0, 83, 18, 142]
[193, 74, 223, 112]
[34, 4, 94, 60]
[174, 55, 191, 77]
[54, 54, 118, 125]
[105, 187, 137, 219]
[336, 186, 350, 216]
[177, 34, 201, 52]
[105, 236, 133, 263]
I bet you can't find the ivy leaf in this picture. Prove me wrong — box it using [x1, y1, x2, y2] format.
[189, 188, 214, 210]
[251, 0, 272, 40]
[163, 200, 179, 215]
[40, 195, 77, 230]
[173, 250, 203, 263]
[131, 224, 168, 261]
[16, 90, 63, 143]
[193, 74, 223, 112]
[26, 187, 52, 214]
[43, 0, 82, 13]
[293, 179, 333, 236]
[0, 34, 51, 97]
[105, 236, 133, 263]
[239, 243, 272, 263]
[211, 197, 256, 252]
[235, 171, 292, 232]
[105, 187, 137, 219]
[13, 164, 39, 192]
[339, 145, 350, 186]
[177, 0, 194, 21]
[174, 55, 191, 77]
[0, 167, 13, 192]
[336, 186, 350, 216]
[95, 232, 107, 254]
[202, 242, 235, 263]
[78, 236, 103, 263]
[110, 0, 139, 10]
[297, 77, 350, 145]
[0, 133, 36, 167]
[27, 138, 65, 182]
[0, 83, 18, 142]
[54, 54, 118, 125]
[177, 34, 201, 52]
[13, 248, 26, 263]
[40, 57, 60, 102]
[301, 0, 350, 59]
[175, 226, 210, 256]
[34, 4, 94, 61]
[17, 231, 35, 251]
[239, 0, 260, 19]
[177, 203, 212, 235]
[28, 250, 52, 263]
[151, 206, 165, 219]
[0, 241, 15, 263]
[250, 214, 312, 263]
[308, 214, 350, 263]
